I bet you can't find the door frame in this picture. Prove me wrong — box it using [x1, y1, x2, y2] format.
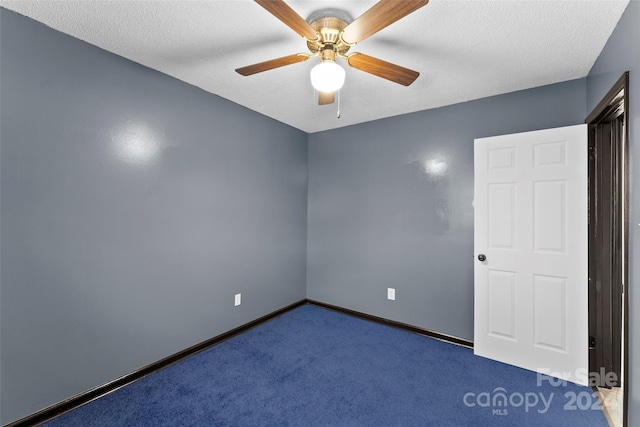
[585, 71, 629, 427]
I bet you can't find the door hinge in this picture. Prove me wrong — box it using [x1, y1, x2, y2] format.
[589, 336, 596, 349]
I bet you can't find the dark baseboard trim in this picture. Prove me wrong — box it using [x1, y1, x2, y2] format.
[306, 299, 474, 349]
[6, 299, 306, 427]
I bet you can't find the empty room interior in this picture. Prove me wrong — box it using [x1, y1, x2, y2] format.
[1, 1, 639, 426]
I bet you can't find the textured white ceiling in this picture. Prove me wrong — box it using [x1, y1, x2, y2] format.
[0, 0, 629, 133]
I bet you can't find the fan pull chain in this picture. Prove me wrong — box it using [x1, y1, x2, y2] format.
[337, 90, 341, 119]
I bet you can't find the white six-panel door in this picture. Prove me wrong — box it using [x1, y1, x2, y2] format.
[474, 124, 588, 385]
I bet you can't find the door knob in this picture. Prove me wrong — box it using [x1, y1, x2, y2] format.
[478, 254, 486, 262]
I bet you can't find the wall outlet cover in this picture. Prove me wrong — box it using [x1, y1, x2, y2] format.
[234, 293, 241, 306]
[387, 288, 395, 300]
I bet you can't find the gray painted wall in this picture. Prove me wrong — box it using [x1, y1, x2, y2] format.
[307, 79, 587, 340]
[0, 10, 308, 425]
[587, 1, 640, 424]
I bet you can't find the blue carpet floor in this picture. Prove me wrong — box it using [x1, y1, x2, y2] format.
[43, 304, 608, 426]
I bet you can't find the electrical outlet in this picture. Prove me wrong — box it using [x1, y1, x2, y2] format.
[234, 293, 241, 306]
[387, 288, 395, 301]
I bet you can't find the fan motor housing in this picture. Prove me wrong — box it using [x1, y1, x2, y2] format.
[307, 17, 351, 56]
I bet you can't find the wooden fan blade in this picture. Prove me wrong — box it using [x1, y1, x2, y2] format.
[347, 53, 419, 86]
[255, 0, 318, 40]
[318, 91, 335, 105]
[341, 0, 429, 44]
[236, 53, 310, 76]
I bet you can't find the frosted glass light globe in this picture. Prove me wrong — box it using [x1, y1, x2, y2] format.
[310, 61, 345, 93]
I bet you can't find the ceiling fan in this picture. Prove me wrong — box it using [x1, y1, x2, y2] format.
[236, 0, 429, 105]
